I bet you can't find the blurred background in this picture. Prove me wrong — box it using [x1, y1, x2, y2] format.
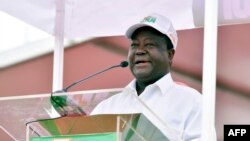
[0, 3, 250, 140]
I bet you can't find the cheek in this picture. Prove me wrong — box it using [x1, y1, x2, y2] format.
[154, 53, 170, 68]
[127, 51, 134, 69]
[127, 50, 134, 62]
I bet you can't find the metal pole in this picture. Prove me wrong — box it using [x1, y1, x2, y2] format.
[53, 0, 65, 92]
[202, 0, 218, 140]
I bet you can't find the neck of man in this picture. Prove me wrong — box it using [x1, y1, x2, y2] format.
[136, 81, 147, 95]
[135, 76, 161, 95]
[135, 72, 169, 95]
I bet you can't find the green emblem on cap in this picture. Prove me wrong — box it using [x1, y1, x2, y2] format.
[141, 16, 156, 23]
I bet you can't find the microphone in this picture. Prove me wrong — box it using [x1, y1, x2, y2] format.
[63, 60, 128, 92]
[50, 61, 129, 116]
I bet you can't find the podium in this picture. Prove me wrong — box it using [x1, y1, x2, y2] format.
[0, 88, 178, 141]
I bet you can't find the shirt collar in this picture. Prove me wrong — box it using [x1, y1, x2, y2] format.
[125, 73, 174, 95]
[155, 73, 174, 95]
[126, 79, 136, 91]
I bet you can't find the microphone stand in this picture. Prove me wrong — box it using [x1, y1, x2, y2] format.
[51, 61, 128, 116]
[64, 64, 121, 92]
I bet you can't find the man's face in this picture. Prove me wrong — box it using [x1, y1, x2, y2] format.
[128, 28, 174, 84]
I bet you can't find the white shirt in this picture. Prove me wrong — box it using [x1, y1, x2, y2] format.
[92, 73, 202, 141]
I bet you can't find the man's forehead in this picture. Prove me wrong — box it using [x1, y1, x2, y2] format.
[131, 36, 167, 45]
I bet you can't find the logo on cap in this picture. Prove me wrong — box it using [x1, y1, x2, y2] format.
[141, 16, 157, 23]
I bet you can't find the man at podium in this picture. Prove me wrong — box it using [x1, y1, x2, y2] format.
[92, 13, 202, 141]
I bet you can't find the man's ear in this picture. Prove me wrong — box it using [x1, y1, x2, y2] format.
[168, 48, 175, 60]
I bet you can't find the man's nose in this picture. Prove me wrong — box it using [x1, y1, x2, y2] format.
[135, 45, 146, 55]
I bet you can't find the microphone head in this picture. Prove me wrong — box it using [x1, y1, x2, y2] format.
[120, 61, 129, 68]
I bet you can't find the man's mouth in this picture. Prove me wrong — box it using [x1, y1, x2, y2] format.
[135, 60, 147, 64]
[134, 60, 150, 67]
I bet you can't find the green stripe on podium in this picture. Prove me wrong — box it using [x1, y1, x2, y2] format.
[31, 132, 117, 141]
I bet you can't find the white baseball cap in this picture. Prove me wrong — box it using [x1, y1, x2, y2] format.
[125, 13, 178, 50]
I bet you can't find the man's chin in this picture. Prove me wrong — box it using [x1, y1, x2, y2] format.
[134, 72, 151, 80]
